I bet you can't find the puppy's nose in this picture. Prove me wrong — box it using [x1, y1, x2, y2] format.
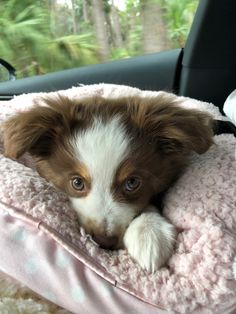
[93, 234, 118, 250]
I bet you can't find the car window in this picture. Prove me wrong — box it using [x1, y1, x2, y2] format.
[0, 0, 198, 79]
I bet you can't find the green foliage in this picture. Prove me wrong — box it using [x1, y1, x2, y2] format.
[163, 0, 199, 47]
[0, 0, 98, 78]
[110, 47, 130, 60]
[0, 0, 198, 79]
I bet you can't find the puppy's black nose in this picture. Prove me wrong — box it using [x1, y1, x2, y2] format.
[93, 234, 118, 250]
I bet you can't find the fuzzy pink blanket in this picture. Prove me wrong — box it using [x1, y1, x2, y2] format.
[0, 84, 236, 314]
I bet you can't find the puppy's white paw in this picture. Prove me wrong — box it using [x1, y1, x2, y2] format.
[123, 209, 176, 272]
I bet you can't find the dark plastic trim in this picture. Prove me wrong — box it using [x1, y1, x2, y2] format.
[0, 49, 181, 97]
[0, 58, 16, 81]
[179, 0, 236, 112]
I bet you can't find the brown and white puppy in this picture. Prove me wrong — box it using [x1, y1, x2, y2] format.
[3, 93, 214, 272]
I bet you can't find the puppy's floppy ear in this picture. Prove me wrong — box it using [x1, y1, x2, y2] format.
[3, 95, 79, 159]
[132, 93, 214, 154]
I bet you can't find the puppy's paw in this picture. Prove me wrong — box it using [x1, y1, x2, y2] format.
[123, 209, 176, 272]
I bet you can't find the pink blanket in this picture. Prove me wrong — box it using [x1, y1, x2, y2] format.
[0, 84, 236, 314]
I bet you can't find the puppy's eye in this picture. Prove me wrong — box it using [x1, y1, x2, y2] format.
[71, 176, 85, 191]
[125, 176, 141, 192]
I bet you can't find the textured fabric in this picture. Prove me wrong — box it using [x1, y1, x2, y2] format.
[0, 208, 160, 314]
[0, 84, 236, 314]
[0, 270, 69, 314]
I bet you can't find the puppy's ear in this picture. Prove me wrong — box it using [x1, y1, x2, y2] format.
[132, 93, 214, 154]
[3, 95, 78, 159]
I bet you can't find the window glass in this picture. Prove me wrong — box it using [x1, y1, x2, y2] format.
[0, 0, 198, 78]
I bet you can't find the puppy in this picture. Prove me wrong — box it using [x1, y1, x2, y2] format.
[3, 92, 214, 272]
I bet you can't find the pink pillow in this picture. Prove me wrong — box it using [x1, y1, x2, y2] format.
[0, 84, 236, 314]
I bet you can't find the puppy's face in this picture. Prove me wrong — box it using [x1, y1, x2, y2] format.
[3, 94, 213, 249]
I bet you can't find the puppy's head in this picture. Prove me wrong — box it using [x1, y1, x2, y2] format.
[3, 93, 213, 249]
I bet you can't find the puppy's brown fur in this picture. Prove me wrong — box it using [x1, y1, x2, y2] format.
[3, 93, 214, 256]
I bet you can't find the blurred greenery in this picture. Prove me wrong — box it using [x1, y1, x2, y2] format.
[0, 0, 198, 78]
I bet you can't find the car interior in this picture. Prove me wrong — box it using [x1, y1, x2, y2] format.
[0, 0, 235, 116]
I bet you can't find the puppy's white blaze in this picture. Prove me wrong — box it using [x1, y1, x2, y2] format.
[123, 209, 176, 272]
[70, 115, 136, 233]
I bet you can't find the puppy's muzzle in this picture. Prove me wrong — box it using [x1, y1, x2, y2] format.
[93, 234, 118, 250]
